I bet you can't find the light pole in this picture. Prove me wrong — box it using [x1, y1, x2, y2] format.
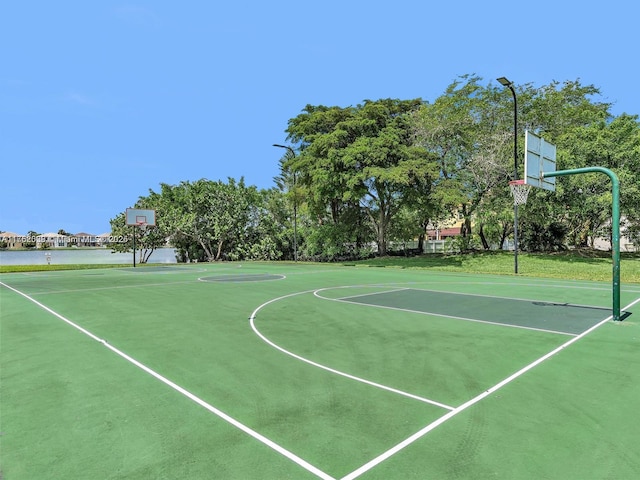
[497, 76, 519, 274]
[273, 144, 298, 262]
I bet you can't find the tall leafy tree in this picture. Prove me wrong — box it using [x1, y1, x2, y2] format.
[273, 149, 306, 260]
[517, 79, 617, 250]
[286, 98, 436, 256]
[411, 75, 513, 249]
[109, 194, 169, 264]
[161, 178, 257, 261]
[410, 75, 626, 252]
[109, 209, 169, 263]
[555, 113, 640, 248]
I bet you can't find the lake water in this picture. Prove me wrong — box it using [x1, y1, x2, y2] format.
[0, 248, 178, 265]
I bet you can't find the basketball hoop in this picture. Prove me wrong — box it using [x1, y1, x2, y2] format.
[509, 179, 532, 206]
[134, 220, 147, 235]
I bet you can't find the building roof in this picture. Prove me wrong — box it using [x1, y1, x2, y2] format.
[39, 232, 67, 237]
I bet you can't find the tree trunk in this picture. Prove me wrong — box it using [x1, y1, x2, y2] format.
[215, 239, 224, 260]
[417, 232, 425, 253]
[478, 224, 490, 250]
[460, 216, 472, 237]
[499, 222, 509, 250]
[377, 223, 387, 256]
[198, 237, 215, 261]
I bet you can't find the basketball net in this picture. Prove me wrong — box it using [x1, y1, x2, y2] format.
[509, 180, 532, 206]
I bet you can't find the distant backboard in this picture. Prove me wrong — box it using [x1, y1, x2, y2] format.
[524, 130, 556, 191]
[126, 208, 156, 226]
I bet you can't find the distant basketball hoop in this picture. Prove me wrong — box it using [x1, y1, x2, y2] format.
[125, 208, 157, 268]
[125, 208, 156, 226]
[509, 179, 532, 206]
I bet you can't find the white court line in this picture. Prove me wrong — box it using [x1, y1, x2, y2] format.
[380, 286, 611, 312]
[331, 287, 411, 301]
[0, 281, 335, 480]
[250, 289, 455, 410]
[29, 280, 198, 296]
[197, 274, 286, 283]
[340, 295, 640, 480]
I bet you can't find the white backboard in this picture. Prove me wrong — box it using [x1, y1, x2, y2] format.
[126, 208, 156, 226]
[524, 130, 556, 191]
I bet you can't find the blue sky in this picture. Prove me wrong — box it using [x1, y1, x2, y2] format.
[1, 1, 638, 235]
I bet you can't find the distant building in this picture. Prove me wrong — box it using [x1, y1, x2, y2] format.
[426, 226, 462, 240]
[0, 232, 26, 248]
[36, 233, 69, 248]
[590, 217, 637, 252]
[72, 232, 98, 247]
[97, 233, 112, 246]
[0, 231, 125, 249]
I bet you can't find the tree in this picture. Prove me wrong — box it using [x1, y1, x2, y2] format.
[286, 99, 436, 256]
[554, 113, 640, 248]
[515, 80, 621, 251]
[244, 188, 288, 261]
[158, 178, 258, 261]
[23, 230, 39, 248]
[109, 194, 169, 264]
[410, 75, 515, 250]
[273, 150, 305, 260]
[408, 75, 633, 253]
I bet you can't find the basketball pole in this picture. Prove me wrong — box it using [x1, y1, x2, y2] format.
[132, 225, 136, 268]
[497, 77, 519, 274]
[273, 144, 298, 262]
[126, 208, 155, 268]
[543, 167, 622, 321]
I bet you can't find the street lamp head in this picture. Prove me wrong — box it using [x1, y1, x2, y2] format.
[273, 143, 296, 157]
[497, 77, 512, 87]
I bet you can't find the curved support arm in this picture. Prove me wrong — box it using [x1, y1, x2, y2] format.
[543, 167, 622, 321]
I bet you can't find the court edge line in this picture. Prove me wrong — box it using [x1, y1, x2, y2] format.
[28, 280, 198, 296]
[333, 287, 411, 301]
[0, 281, 335, 480]
[340, 295, 640, 480]
[250, 289, 455, 411]
[372, 280, 640, 295]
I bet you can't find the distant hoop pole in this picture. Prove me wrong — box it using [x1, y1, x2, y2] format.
[133, 221, 147, 268]
[543, 167, 622, 321]
[132, 224, 136, 268]
[126, 208, 155, 268]
[497, 76, 519, 274]
[272, 144, 298, 262]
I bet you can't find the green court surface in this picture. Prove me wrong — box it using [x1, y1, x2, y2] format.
[1, 263, 640, 479]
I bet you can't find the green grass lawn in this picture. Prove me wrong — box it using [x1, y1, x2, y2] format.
[0, 263, 132, 273]
[350, 250, 640, 283]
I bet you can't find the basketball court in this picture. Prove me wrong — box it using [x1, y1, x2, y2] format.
[2, 262, 639, 479]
